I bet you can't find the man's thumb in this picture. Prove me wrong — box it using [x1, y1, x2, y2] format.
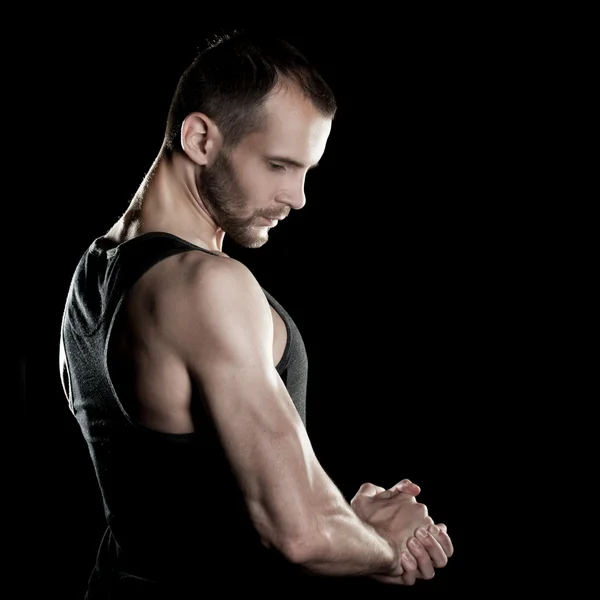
[356, 482, 386, 497]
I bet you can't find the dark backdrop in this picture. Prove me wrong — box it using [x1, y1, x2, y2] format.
[15, 12, 524, 596]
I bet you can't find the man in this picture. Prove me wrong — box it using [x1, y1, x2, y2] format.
[59, 31, 454, 598]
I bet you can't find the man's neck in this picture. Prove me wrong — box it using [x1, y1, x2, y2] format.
[106, 152, 226, 253]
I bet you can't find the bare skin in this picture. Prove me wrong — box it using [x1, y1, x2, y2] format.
[351, 481, 454, 585]
[62, 80, 454, 584]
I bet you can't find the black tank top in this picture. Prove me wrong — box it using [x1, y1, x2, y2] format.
[60, 232, 312, 597]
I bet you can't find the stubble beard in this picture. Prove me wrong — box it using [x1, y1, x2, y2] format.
[197, 150, 270, 249]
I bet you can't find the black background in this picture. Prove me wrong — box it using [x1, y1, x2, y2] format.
[14, 10, 536, 597]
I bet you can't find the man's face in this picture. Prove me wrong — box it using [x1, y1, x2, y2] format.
[198, 84, 332, 248]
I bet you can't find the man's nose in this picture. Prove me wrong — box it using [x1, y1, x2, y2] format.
[290, 188, 306, 210]
[281, 182, 306, 211]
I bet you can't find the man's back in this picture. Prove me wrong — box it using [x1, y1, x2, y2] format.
[60, 231, 311, 597]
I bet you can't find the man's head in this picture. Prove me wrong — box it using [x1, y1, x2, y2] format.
[164, 30, 337, 248]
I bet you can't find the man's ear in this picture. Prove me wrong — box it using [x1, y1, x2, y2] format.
[180, 112, 222, 165]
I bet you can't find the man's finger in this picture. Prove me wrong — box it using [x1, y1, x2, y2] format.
[429, 523, 454, 558]
[407, 536, 435, 580]
[400, 552, 418, 586]
[415, 526, 448, 568]
[388, 479, 421, 496]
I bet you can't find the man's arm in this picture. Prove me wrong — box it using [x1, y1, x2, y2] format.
[156, 256, 432, 578]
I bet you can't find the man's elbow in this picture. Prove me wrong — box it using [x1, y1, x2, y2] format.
[280, 527, 329, 567]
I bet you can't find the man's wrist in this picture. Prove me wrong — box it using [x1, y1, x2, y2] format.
[377, 533, 401, 576]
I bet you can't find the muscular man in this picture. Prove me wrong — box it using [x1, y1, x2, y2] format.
[59, 30, 454, 598]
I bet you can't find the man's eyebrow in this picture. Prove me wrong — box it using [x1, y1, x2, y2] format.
[266, 156, 320, 170]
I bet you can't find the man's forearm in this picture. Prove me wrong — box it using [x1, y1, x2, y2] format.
[287, 506, 399, 577]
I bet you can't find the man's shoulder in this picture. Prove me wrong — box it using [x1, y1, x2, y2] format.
[127, 249, 271, 355]
[176, 250, 258, 292]
[134, 249, 263, 317]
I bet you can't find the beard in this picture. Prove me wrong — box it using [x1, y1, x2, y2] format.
[197, 149, 273, 249]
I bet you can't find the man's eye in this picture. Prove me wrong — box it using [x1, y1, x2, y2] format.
[269, 163, 286, 171]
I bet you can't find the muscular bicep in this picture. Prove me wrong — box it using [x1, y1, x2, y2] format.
[172, 259, 320, 555]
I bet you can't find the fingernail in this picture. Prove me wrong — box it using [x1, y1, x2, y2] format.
[403, 551, 416, 566]
[429, 525, 440, 534]
[409, 538, 421, 550]
[417, 528, 428, 538]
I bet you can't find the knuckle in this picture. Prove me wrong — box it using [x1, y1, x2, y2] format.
[415, 501, 429, 515]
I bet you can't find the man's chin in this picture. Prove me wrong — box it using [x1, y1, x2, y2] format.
[228, 229, 269, 249]
[244, 233, 269, 249]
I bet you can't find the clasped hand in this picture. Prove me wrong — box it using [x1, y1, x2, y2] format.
[351, 479, 454, 586]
